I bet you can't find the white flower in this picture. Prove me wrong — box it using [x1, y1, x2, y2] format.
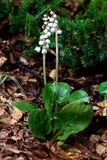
[51, 27, 56, 32]
[43, 29, 48, 33]
[53, 23, 58, 28]
[46, 26, 50, 30]
[57, 30, 62, 34]
[43, 44, 49, 49]
[40, 35, 44, 39]
[54, 20, 58, 24]
[39, 40, 44, 45]
[44, 14, 47, 17]
[53, 14, 57, 18]
[42, 49, 47, 54]
[43, 18, 48, 21]
[50, 11, 54, 15]
[49, 18, 54, 22]
[47, 32, 51, 37]
[48, 23, 53, 27]
[46, 39, 51, 44]
[44, 22, 48, 25]
[43, 34, 48, 38]
[35, 47, 41, 53]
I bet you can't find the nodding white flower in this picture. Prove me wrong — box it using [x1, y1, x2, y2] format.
[46, 26, 50, 30]
[43, 34, 48, 38]
[53, 14, 57, 19]
[42, 25, 45, 29]
[54, 20, 58, 24]
[51, 27, 56, 32]
[57, 30, 62, 34]
[46, 39, 51, 44]
[39, 40, 44, 45]
[50, 11, 54, 15]
[44, 22, 48, 25]
[49, 17, 55, 22]
[48, 23, 53, 27]
[43, 18, 48, 21]
[42, 49, 47, 54]
[35, 47, 41, 53]
[53, 23, 58, 28]
[40, 35, 44, 39]
[44, 14, 47, 17]
[47, 32, 51, 37]
[43, 44, 49, 49]
[43, 29, 48, 33]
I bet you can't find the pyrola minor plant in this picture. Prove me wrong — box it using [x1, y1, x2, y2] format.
[14, 10, 93, 140]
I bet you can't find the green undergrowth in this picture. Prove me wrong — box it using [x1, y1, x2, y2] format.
[0, 0, 107, 71]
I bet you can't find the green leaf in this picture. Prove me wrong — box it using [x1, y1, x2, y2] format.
[13, 101, 37, 112]
[68, 90, 90, 103]
[42, 83, 55, 113]
[52, 82, 70, 103]
[54, 100, 93, 140]
[97, 81, 107, 102]
[28, 108, 52, 139]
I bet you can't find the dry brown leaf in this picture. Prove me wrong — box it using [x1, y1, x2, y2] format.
[49, 69, 56, 80]
[20, 56, 29, 65]
[0, 107, 5, 116]
[51, 143, 82, 160]
[89, 134, 100, 143]
[4, 145, 21, 154]
[0, 116, 13, 125]
[100, 134, 107, 143]
[97, 101, 107, 108]
[11, 106, 23, 121]
[96, 144, 106, 156]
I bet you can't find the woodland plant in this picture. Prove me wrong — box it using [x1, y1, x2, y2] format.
[97, 81, 107, 119]
[13, 10, 93, 140]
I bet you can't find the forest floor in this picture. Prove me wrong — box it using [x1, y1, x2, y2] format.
[0, 40, 107, 160]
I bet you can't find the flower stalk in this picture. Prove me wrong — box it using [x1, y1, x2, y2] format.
[43, 54, 46, 85]
[34, 10, 62, 88]
[55, 28, 58, 93]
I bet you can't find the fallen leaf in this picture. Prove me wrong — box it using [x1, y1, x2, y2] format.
[96, 144, 106, 156]
[49, 69, 56, 80]
[11, 106, 23, 121]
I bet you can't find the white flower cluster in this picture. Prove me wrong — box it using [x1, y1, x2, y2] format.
[35, 10, 62, 54]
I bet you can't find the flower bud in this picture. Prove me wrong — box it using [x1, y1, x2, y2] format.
[43, 44, 49, 49]
[54, 20, 58, 24]
[39, 40, 44, 45]
[43, 18, 48, 21]
[35, 47, 41, 53]
[42, 49, 47, 54]
[43, 29, 48, 33]
[57, 30, 62, 34]
[53, 23, 58, 28]
[47, 32, 51, 37]
[46, 39, 51, 44]
[51, 27, 56, 32]
[43, 34, 48, 38]
[44, 22, 48, 25]
[53, 14, 57, 18]
[44, 14, 47, 17]
[49, 18, 55, 22]
[48, 23, 53, 27]
[40, 35, 44, 39]
[50, 11, 54, 15]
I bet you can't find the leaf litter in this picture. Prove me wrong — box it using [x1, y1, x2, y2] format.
[0, 49, 107, 159]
